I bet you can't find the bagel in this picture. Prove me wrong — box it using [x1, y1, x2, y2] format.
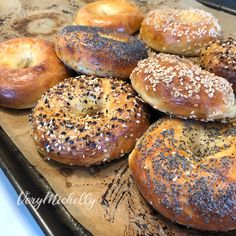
[55, 25, 148, 79]
[201, 38, 236, 91]
[140, 8, 221, 56]
[73, 0, 143, 35]
[30, 75, 150, 166]
[0, 37, 70, 109]
[129, 117, 236, 231]
[130, 53, 236, 121]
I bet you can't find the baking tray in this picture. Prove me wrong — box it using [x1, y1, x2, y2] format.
[197, 0, 236, 15]
[0, 127, 91, 236]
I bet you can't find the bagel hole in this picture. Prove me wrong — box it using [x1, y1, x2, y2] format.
[81, 106, 101, 117]
[71, 96, 104, 117]
[17, 57, 33, 69]
[187, 136, 215, 158]
[184, 126, 230, 159]
[97, 4, 116, 16]
[71, 106, 102, 118]
[101, 8, 109, 16]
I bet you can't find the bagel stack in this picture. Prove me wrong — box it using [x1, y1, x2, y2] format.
[129, 52, 236, 231]
[21, 2, 150, 167]
[128, 7, 236, 232]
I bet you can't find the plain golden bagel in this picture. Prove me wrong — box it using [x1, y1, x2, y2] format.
[0, 37, 70, 109]
[55, 25, 148, 79]
[140, 8, 221, 56]
[30, 76, 150, 166]
[130, 53, 236, 121]
[129, 117, 236, 231]
[73, 0, 143, 35]
[201, 38, 236, 91]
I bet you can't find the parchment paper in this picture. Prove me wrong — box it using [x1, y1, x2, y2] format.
[0, 1, 236, 235]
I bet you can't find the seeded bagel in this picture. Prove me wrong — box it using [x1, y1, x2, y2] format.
[140, 8, 221, 56]
[201, 38, 236, 91]
[55, 26, 148, 79]
[129, 117, 236, 231]
[30, 76, 150, 166]
[130, 53, 236, 121]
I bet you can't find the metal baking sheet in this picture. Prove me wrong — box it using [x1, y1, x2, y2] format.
[0, 127, 91, 236]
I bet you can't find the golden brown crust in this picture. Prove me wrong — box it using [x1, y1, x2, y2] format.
[201, 38, 236, 91]
[30, 76, 150, 166]
[0, 37, 70, 109]
[129, 117, 236, 231]
[130, 53, 236, 121]
[140, 9, 221, 56]
[55, 25, 148, 79]
[73, 0, 143, 35]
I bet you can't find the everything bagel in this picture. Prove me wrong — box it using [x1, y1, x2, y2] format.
[30, 76, 150, 166]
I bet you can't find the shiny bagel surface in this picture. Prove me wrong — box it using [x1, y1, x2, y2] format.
[0, 37, 70, 109]
[55, 25, 148, 79]
[130, 53, 235, 121]
[73, 0, 143, 34]
[30, 76, 150, 166]
[129, 117, 236, 231]
[140, 8, 221, 56]
[201, 38, 236, 91]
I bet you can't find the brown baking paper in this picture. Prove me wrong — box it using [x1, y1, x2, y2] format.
[0, 0, 236, 235]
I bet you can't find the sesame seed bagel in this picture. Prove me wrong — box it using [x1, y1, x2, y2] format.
[30, 76, 150, 166]
[0, 37, 70, 109]
[130, 53, 236, 121]
[129, 117, 236, 231]
[201, 38, 236, 91]
[140, 8, 221, 56]
[55, 25, 148, 79]
[73, 0, 143, 35]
